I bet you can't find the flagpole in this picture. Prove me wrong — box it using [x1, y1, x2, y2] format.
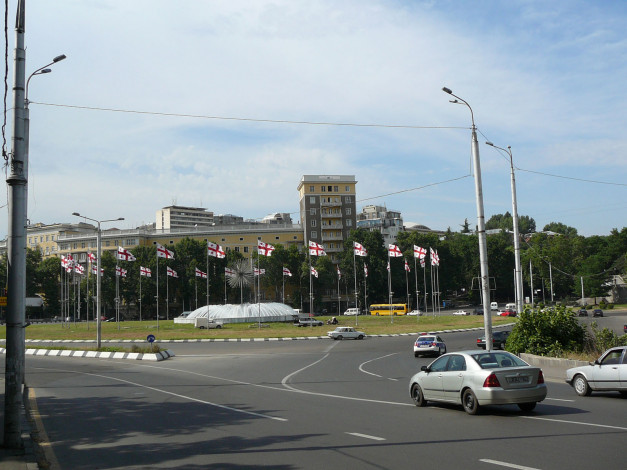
[362, 264, 366, 327]
[139, 270, 142, 322]
[116, 266, 120, 329]
[414, 255, 419, 321]
[405, 260, 410, 311]
[195, 273, 198, 310]
[337, 268, 340, 317]
[282, 268, 285, 304]
[423, 262, 428, 314]
[166, 268, 169, 321]
[353, 249, 358, 326]
[156, 252, 159, 331]
[206, 248, 210, 309]
[257, 248, 261, 329]
[388, 251, 393, 324]
[309, 255, 313, 317]
[86, 260, 90, 329]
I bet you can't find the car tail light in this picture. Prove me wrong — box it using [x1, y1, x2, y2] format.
[537, 370, 545, 384]
[476, 339, 481, 343]
[483, 373, 501, 388]
[432, 342, 437, 346]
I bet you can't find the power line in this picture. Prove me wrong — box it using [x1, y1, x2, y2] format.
[357, 174, 471, 203]
[29, 101, 468, 130]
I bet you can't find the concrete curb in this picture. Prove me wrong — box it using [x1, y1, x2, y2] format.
[0, 348, 175, 361]
[520, 353, 589, 382]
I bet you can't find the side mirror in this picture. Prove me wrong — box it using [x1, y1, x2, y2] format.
[421, 365, 429, 372]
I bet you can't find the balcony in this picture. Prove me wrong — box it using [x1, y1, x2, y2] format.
[320, 199, 342, 207]
[322, 223, 343, 230]
[320, 212, 342, 218]
[322, 233, 343, 241]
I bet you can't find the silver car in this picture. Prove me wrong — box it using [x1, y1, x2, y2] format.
[409, 350, 547, 414]
[565, 346, 627, 396]
[327, 326, 365, 340]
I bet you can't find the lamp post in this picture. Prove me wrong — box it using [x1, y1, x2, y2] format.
[442, 87, 493, 350]
[486, 142, 523, 315]
[72, 213, 124, 348]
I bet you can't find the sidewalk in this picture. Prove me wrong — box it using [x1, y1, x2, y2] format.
[0, 382, 38, 470]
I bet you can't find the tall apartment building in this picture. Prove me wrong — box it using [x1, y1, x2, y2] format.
[297, 175, 357, 263]
[156, 206, 214, 230]
[357, 204, 403, 246]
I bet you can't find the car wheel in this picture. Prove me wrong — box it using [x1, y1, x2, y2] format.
[216, 325, 222, 329]
[357, 335, 364, 340]
[336, 335, 343, 340]
[199, 326, 206, 329]
[443, 346, 447, 354]
[414, 352, 419, 358]
[411, 384, 427, 407]
[518, 402, 536, 412]
[500, 342, 506, 350]
[462, 389, 479, 415]
[573, 374, 592, 396]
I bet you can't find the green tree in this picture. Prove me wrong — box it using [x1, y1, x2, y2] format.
[543, 222, 578, 237]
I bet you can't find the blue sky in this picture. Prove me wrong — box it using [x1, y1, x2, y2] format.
[1, 0, 626, 238]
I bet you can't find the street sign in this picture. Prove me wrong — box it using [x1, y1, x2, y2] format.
[0, 296, 6, 307]
[146, 334, 155, 343]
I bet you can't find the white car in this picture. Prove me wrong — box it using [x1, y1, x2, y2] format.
[565, 346, 627, 396]
[343, 308, 360, 316]
[408, 309, 423, 316]
[453, 310, 470, 316]
[327, 326, 365, 340]
[409, 351, 547, 414]
[413, 334, 447, 357]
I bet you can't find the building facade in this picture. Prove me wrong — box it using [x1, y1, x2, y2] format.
[156, 206, 214, 230]
[297, 175, 357, 263]
[357, 204, 403, 246]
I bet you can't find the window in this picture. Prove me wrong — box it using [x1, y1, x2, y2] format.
[40, 236, 43, 242]
[429, 356, 450, 372]
[169, 240, 174, 244]
[345, 185, 350, 192]
[346, 208, 352, 215]
[309, 196, 316, 204]
[321, 186, 326, 192]
[235, 247, 240, 252]
[73, 243, 77, 249]
[81, 243, 86, 249]
[240, 237, 244, 241]
[46, 235, 49, 242]
[345, 196, 352, 203]
[310, 185, 314, 192]
[346, 219, 353, 227]
[275, 236, 279, 240]
[244, 246, 249, 253]
[105, 241, 110, 247]
[311, 220, 317, 227]
[334, 186, 338, 192]
[328, 186, 332, 192]
[311, 231, 317, 239]
[310, 208, 316, 215]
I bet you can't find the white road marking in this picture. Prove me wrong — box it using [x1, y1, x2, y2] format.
[521, 416, 627, 431]
[346, 432, 386, 441]
[358, 353, 398, 378]
[479, 459, 541, 470]
[39, 367, 287, 422]
[544, 397, 575, 402]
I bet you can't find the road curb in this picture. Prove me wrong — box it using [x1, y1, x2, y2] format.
[0, 347, 175, 361]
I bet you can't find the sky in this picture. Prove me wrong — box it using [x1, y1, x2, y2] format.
[1, 0, 626, 239]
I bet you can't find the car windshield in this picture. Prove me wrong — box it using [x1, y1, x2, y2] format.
[417, 336, 436, 342]
[470, 352, 528, 369]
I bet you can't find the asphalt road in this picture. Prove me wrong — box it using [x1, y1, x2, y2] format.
[12, 326, 627, 469]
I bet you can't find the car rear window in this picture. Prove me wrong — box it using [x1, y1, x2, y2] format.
[470, 352, 528, 369]
[417, 336, 436, 342]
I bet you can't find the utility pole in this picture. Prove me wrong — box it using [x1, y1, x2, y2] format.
[4, 0, 27, 449]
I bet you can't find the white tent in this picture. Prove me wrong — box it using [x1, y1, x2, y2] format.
[175, 302, 297, 324]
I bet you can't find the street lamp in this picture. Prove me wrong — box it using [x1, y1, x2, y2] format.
[485, 141, 524, 315]
[442, 86, 493, 350]
[72, 213, 124, 348]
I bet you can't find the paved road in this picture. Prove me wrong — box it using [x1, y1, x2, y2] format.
[13, 327, 625, 470]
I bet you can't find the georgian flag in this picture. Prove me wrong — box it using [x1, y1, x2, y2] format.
[117, 246, 136, 261]
[430, 247, 440, 266]
[364, 264, 368, 278]
[420, 258, 426, 268]
[91, 265, 104, 275]
[156, 243, 175, 259]
[308, 240, 326, 256]
[225, 267, 235, 276]
[254, 267, 266, 276]
[207, 241, 226, 259]
[414, 245, 426, 259]
[140, 266, 151, 277]
[283, 267, 292, 277]
[388, 244, 403, 257]
[353, 241, 367, 257]
[167, 266, 178, 278]
[257, 241, 275, 257]
[195, 267, 207, 279]
[405, 260, 410, 272]
[311, 267, 319, 278]
[74, 264, 85, 275]
[116, 266, 127, 277]
[88, 252, 97, 263]
[337, 267, 341, 279]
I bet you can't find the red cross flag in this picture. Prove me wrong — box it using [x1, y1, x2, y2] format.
[254, 267, 266, 276]
[353, 241, 367, 257]
[88, 252, 97, 263]
[257, 241, 275, 257]
[388, 244, 403, 257]
[207, 241, 226, 259]
[283, 267, 292, 277]
[225, 267, 235, 275]
[167, 266, 178, 278]
[309, 241, 326, 256]
[430, 247, 440, 266]
[156, 243, 175, 259]
[117, 246, 136, 261]
[195, 267, 207, 279]
[405, 260, 410, 272]
[74, 264, 85, 275]
[116, 266, 127, 277]
[140, 266, 151, 277]
[91, 265, 104, 275]
[311, 266, 319, 278]
[413, 245, 426, 259]
[420, 258, 425, 268]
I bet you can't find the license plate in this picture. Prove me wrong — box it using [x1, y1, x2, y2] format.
[506, 376, 530, 384]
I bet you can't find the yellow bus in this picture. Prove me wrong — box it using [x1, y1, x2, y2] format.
[369, 304, 408, 316]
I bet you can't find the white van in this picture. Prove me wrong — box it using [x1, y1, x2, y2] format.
[505, 303, 516, 311]
[490, 302, 498, 311]
[343, 308, 360, 316]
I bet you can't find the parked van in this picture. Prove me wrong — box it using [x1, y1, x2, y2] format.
[505, 303, 516, 311]
[490, 301, 499, 311]
[343, 308, 360, 316]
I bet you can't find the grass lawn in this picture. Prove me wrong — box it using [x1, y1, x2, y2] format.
[0, 315, 514, 342]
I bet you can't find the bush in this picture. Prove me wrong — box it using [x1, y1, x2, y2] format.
[506, 305, 587, 356]
[585, 322, 627, 355]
